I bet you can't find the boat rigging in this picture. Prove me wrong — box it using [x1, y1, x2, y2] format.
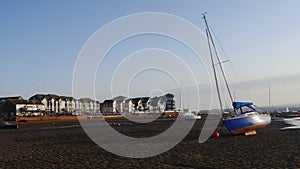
[202, 13, 271, 135]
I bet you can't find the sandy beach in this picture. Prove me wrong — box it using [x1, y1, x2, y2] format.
[0, 116, 299, 169]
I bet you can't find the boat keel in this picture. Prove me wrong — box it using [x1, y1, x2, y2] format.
[244, 130, 256, 136]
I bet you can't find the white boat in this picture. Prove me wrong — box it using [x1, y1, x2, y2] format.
[179, 111, 201, 120]
[223, 104, 271, 135]
[283, 117, 300, 126]
[202, 13, 271, 135]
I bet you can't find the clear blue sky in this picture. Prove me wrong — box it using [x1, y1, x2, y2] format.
[1, 1, 300, 109]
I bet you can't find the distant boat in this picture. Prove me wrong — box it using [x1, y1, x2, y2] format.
[179, 110, 201, 120]
[283, 117, 300, 126]
[202, 13, 271, 135]
[282, 117, 300, 130]
[285, 107, 290, 113]
[178, 89, 201, 120]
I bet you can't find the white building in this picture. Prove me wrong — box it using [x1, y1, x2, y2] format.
[113, 96, 126, 113]
[105, 94, 175, 114]
[0, 99, 45, 119]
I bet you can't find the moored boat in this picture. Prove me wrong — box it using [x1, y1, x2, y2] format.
[179, 110, 201, 120]
[202, 13, 271, 135]
[223, 102, 271, 135]
[283, 117, 300, 126]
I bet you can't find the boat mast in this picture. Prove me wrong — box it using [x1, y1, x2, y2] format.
[202, 13, 234, 104]
[202, 13, 223, 113]
[268, 85, 271, 113]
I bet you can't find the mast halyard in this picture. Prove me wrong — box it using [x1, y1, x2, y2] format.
[202, 13, 234, 109]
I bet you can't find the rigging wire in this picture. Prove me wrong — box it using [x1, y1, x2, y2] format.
[210, 27, 253, 101]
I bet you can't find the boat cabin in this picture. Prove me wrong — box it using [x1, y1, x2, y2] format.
[233, 102, 256, 114]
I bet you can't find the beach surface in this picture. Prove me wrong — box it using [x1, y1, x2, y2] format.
[0, 116, 299, 168]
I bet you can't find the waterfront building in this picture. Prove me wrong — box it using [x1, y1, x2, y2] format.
[0, 99, 45, 120]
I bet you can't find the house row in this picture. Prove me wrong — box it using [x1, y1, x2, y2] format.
[101, 93, 176, 114]
[0, 93, 176, 120]
[28, 94, 101, 115]
[0, 94, 101, 120]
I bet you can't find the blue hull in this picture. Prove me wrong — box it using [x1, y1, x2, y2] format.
[223, 113, 271, 134]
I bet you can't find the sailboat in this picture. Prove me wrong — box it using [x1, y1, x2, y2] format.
[179, 89, 201, 120]
[202, 13, 271, 135]
[179, 109, 202, 120]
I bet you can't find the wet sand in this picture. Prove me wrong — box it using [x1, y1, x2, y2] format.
[0, 116, 299, 169]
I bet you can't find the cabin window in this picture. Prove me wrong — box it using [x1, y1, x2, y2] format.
[238, 106, 255, 114]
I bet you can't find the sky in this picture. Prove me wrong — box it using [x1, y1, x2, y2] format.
[1, 0, 300, 110]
